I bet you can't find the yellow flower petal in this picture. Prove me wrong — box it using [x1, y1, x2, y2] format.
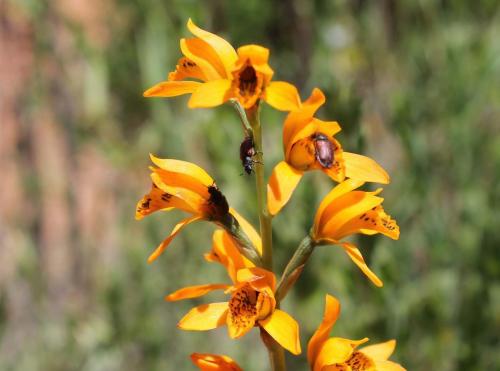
[322, 365, 350, 371]
[319, 192, 383, 240]
[149, 155, 216, 208]
[143, 80, 202, 97]
[236, 267, 276, 292]
[230, 44, 274, 109]
[150, 154, 214, 186]
[188, 79, 232, 108]
[165, 284, 231, 302]
[340, 242, 383, 287]
[313, 179, 365, 237]
[359, 340, 396, 361]
[287, 134, 317, 170]
[150, 171, 207, 212]
[135, 183, 195, 219]
[265, 81, 301, 111]
[308, 295, 341, 366]
[168, 56, 207, 81]
[236, 45, 273, 75]
[343, 152, 390, 184]
[208, 229, 250, 283]
[374, 360, 407, 371]
[259, 309, 301, 355]
[180, 37, 225, 80]
[190, 353, 243, 371]
[315, 118, 342, 138]
[178, 302, 229, 331]
[187, 19, 238, 78]
[313, 337, 369, 371]
[283, 88, 325, 155]
[267, 161, 304, 216]
[147, 215, 202, 263]
[226, 284, 259, 339]
[229, 208, 262, 255]
[335, 204, 400, 241]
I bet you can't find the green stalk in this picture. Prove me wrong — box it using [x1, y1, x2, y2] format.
[246, 103, 284, 370]
[275, 234, 316, 303]
[247, 105, 273, 270]
[230, 100, 252, 134]
[260, 329, 286, 371]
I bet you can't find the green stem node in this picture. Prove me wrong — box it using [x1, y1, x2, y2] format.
[276, 234, 316, 303]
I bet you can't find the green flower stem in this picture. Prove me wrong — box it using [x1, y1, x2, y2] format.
[221, 215, 263, 267]
[275, 234, 316, 303]
[247, 104, 282, 371]
[247, 104, 273, 270]
[260, 328, 286, 371]
[230, 100, 252, 135]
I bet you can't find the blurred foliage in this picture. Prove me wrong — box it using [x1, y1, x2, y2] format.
[1, 0, 499, 370]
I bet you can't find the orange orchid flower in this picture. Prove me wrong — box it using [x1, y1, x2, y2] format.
[311, 179, 399, 287]
[204, 209, 262, 282]
[166, 229, 301, 356]
[308, 294, 406, 371]
[136, 154, 234, 263]
[267, 88, 390, 215]
[190, 353, 242, 371]
[143, 19, 300, 111]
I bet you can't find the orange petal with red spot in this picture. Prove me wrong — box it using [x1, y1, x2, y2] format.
[180, 37, 225, 80]
[313, 337, 368, 371]
[319, 192, 383, 240]
[168, 56, 207, 81]
[135, 183, 194, 219]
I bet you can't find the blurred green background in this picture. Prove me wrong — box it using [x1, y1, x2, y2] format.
[1, 0, 499, 370]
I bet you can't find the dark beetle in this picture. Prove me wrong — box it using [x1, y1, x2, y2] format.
[313, 133, 334, 168]
[207, 183, 229, 217]
[239, 136, 256, 175]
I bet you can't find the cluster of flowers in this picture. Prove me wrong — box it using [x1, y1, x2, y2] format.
[137, 19, 404, 371]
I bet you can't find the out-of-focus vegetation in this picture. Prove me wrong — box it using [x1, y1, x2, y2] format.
[1, 0, 499, 370]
